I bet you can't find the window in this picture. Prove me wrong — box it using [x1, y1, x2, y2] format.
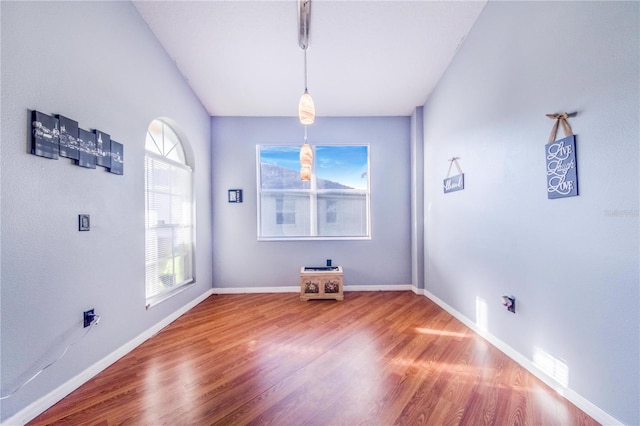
[257, 145, 370, 240]
[144, 119, 194, 307]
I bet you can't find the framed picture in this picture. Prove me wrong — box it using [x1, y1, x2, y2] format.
[79, 214, 90, 231]
[77, 128, 96, 169]
[31, 110, 59, 159]
[57, 115, 79, 160]
[228, 189, 243, 203]
[94, 130, 111, 168]
[109, 140, 124, 175]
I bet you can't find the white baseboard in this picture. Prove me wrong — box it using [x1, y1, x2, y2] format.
[212, 284, 413, 294]
[212, 286, 299, 294]
[3, 289, 214, 426]
[346, 284, 413, 292]
[5, 286, 620, 426]
[422, 289, 623, 426]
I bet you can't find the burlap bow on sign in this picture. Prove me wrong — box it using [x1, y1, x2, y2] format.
[546, 112, 575, 143]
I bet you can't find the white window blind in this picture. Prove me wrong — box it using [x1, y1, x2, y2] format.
[144, 119, 194, 307]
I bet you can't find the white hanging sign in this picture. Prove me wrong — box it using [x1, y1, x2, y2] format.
[443, 157, 464, 194]
[545, 113, 578, 199]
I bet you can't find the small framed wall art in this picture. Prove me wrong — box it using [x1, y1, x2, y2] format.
[57, 115, 79, 160]
[77, 128, 97, 169]
[31, 110, 59, 159]
[228, 189, 243, 203]
[29, 110, 124, 175]
[443, 157, 464, 194]
[94, 130, 111, 168]
[109, 140, 124, 175]
[79, 214, 90, 231]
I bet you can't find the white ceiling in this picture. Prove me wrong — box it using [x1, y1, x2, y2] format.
[133, 0, 487, 117]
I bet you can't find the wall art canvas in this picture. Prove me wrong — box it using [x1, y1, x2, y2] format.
[31, 110, 59, 159]
[94, 130, 111, 168]
[228, 189, 242, 203]
[77, 128, 96, 169]
[109, 140, 124, 175]
[78, 214, 90, 231]
[546, 135, 578, 199]
[57, 115, 79, 160]
[444, 173, 464, 193]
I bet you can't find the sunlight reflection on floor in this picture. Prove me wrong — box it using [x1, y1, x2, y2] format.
[414, 327, 469, 338]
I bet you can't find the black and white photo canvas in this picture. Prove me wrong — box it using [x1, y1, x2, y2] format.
[77, 128, 96, 169]
[109, 140, 124, 175]
[57, 115, 79, 160]
[94, 130, 111, 168]
[31, 110, 59, 159]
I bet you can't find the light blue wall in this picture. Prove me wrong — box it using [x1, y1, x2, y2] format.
[0, 2, 212, 422]
[422, 1, 639, 424]
[211, 116, 412, 289]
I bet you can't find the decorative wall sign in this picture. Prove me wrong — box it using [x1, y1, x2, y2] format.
[57, 115, 79, 160]
[443, 157, 464, 193]
[94, 130, 111, 168]
[546, 135, 578, 198]
[77, 128, 96, 169]
[109, 140, 124, 175]
[78, 214, 90, 231]
[228, 189, 243, 203]
[29, 110, 124, 175]
[546, 113, 578, 199]
[31, 111, 59, 159]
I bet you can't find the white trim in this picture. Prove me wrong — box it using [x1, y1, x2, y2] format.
[345, 284, 413, 292]
[256, 144, 371, 241]
[213, 286, 299, 294]
[3, 289, 214, 426]
[4, 287, 620, 426]
[422, 289, 623, 426]
[211, 284, 413, 295]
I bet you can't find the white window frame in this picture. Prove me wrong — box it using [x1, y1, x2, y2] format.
[144, 120, 195, 308]
[257, 144, 371, 241]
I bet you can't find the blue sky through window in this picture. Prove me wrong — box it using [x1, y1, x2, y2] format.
[316, 146, 368, 190]
[260, 146, 301, 171]
[260, 145, 368, 190]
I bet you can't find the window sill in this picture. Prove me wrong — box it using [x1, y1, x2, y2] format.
[146, 281, 195, 310]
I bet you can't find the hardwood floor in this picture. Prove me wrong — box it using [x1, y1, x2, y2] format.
[29, 292, 598, 425]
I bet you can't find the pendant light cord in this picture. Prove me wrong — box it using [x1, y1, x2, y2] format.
[303, 48, 309, 92]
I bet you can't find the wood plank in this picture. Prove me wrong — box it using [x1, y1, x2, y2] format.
[28, 292, 599, 426]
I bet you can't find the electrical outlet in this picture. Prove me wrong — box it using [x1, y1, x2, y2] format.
[83, 309, 95, 328]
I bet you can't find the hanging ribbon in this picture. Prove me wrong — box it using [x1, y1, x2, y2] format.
[546, 112, 575, 143]
[446, 157, 462, 178]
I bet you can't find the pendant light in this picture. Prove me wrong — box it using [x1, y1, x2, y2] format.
[298, 0, 314, 180]
[300, 126, 312, 181]
[298, 0, 314, 125]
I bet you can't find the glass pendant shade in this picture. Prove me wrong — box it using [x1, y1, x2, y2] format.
[298, 91, 315, 125]
[300, 142, 312, 181]
[300, 164, 311, 181]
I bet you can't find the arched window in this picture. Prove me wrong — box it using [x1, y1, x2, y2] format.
[144, 119, 194, 307]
